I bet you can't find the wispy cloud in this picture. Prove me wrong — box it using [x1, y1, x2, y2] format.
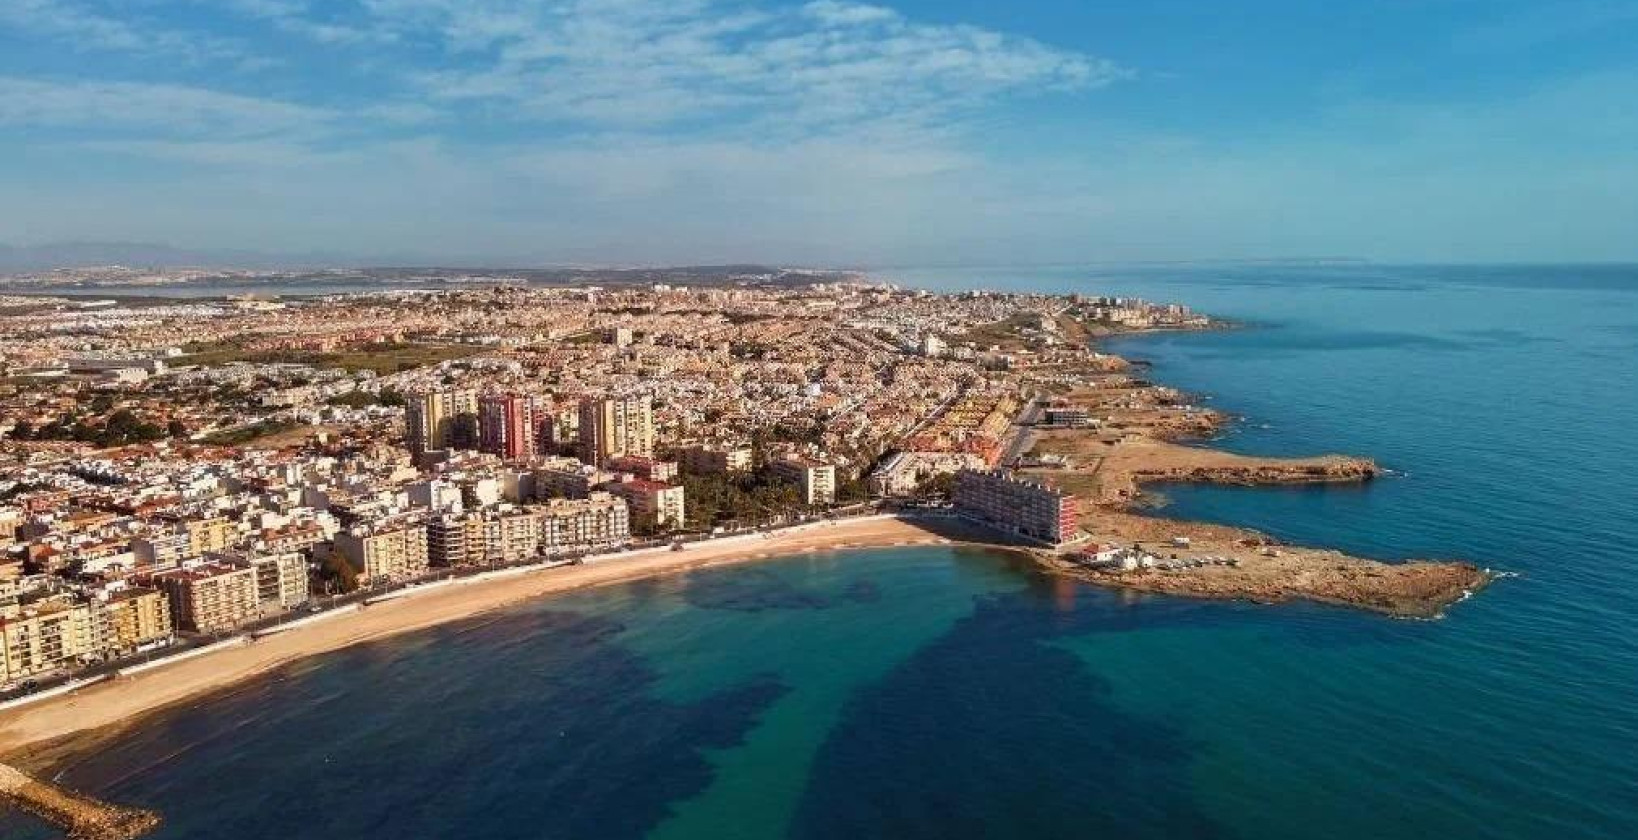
[2, 0, 1124, 145]
[389, 0, 1125, 132]
[0, 77, 329, 136]
[217, 0, 391, 45]
[0, 0, 246, 61]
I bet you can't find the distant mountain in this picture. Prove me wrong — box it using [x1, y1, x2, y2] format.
[0, 241, 367, 272]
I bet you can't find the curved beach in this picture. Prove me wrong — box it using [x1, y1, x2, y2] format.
[0, 517, 966, 764]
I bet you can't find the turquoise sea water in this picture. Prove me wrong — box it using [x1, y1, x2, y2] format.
[5, 264, 1637, 839]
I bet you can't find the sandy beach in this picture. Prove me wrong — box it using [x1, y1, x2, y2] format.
[0, 516, 969, 763]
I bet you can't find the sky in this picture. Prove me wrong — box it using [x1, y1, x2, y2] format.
[2, 0, 1636, 267]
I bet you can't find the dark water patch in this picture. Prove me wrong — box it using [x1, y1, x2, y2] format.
[55, 609, 787, 840]
[681, 566, 834, 612]
[1111, 325, 1474, 363]
[1455, 328, 1563, 345]
[1327, 282, 1432, 293]
[1025, 572, 1433, 651]
[1227, 328, 1471, 354]
[842, 578, 882, 604]
[790, 585, 1230, 840]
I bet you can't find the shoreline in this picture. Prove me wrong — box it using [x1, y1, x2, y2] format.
[0, 515, 997, 768]
[0, 306, 1494, 823]
[1018, 326, 1492, 619]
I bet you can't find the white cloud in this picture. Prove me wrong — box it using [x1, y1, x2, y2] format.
[0, 1, 1149, 263]
[0, 77, 329, 136]
[348, 0, 1123, 134]
[0, 0, 245, 60]
[1, 1, 1124, 143]
[802, 1, 900, 28]
[221, 0, 389, 44]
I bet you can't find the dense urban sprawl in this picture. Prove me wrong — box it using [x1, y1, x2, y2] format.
[0, 275, 1209, 690]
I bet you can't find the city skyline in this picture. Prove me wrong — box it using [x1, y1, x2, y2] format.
[4, 0, 1637, 266]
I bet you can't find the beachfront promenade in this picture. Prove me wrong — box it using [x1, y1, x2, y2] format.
[0, 510, 974, 759]
[0, 508, 978, 840]
[0, 503, 896, 712]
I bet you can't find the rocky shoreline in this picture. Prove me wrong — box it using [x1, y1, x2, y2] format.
[1040, 510, 1489, 618]
[1022, 332, 1490, 618]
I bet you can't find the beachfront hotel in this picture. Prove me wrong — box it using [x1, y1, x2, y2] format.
[952, 469, 1081, 547]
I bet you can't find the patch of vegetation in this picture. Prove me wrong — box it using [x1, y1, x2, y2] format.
[324, 387, 405, 409]
[679, 471, 805, 531]
[8, 408, 165, 447]
[316, 553, 359, 594]
[203, 419, 302, 446]
[0, 480, 51, 502]
[183, 341, 480, 375]
[954, 312, 1048, 350]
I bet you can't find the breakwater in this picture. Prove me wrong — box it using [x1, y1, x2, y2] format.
[0, 762, 158, 839]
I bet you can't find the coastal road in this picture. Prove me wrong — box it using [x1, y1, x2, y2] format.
[999, 396, 1043, 467]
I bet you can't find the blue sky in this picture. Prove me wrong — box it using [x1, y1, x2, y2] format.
[2, 0, 1636, 265]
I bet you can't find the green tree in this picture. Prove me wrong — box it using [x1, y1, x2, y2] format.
[318, 554, 360, 594]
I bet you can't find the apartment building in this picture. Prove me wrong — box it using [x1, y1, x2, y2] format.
[333, 519, 430, 584]
[95, 586, 173, 656]
[606, 455, 680, 482]
[771, 457, 837, 506]
[184, 516, 234, 556]
[258, 522, 326, 555]
[532, 462, 619, 500]
[430, 508, 545, 566]
[1, 587, 174, 684]
[239, 552, 311, 612]
[406, 387, 479, 457]
[539, 493, 630, 552]
[148, 561, 261, 634]
[605, 479, 685, 531]
[131, 530, 192, 566]
[952, 469, 1080, 546]
[0, 594, 97, 685]
[578, 395, 655, 463]
[478, 392, 538, 461]
[677, 444, 754, 476]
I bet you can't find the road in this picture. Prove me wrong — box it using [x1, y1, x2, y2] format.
[999, 396, 1043, 467]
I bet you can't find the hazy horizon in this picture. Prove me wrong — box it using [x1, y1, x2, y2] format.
[8, 241, 1638, 276]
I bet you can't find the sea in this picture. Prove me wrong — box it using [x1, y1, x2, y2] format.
[4, 264, 1636, 839]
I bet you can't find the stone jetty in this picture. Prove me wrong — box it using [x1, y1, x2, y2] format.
[0, 762, 159, 839]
